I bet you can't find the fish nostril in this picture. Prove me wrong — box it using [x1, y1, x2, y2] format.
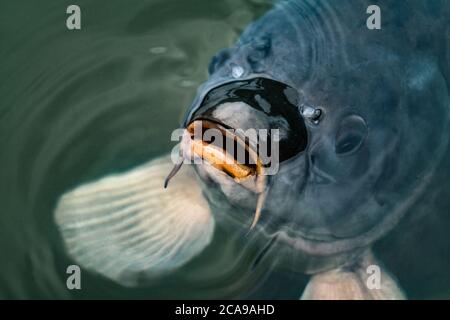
[248, 39, 271, 62]
[246, 38, 271, 72]
[208, 48, 231, 75]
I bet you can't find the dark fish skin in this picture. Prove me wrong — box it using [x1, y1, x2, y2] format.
[183, 0, 450, 276]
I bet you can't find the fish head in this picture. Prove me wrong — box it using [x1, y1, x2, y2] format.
[176, 2, 450, 267]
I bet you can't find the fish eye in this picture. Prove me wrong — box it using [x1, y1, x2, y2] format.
[335, 115, 368, 155]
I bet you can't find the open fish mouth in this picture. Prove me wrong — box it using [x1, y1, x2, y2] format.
[165, 77, 310, 230]
[185, 119, 268, 230]
[165, 118, 268, 230]
[186, 119, 263, 181]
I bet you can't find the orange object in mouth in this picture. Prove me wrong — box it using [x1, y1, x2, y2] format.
[186, 120, 263, 182]
[165, 119, 267, 231]
[187, 120, 267, 230]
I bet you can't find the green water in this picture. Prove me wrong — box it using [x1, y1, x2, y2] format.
[0, 0, 309, 299]
[1, 0, 449, 299]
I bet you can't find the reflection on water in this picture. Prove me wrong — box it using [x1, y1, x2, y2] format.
[0, 0, 449, 299]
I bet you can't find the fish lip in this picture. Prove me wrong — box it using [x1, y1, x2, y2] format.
[182, 74, 295, 127]
[187, 116, 233, 131]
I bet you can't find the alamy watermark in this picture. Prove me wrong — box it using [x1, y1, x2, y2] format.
[366, 264, 381, 290]
[66, 265, 81, 290]
[66, 5, 81, 30]
[169, 124, 281, 176]
[367, 5, 381, 30]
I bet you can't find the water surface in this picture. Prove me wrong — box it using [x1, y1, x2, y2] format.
[0, 0, 449, 299]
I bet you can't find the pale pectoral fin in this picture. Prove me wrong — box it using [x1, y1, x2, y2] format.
[54, 156, 214, 287]
[301, 250, 406, 300]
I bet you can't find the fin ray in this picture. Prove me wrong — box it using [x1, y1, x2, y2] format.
[54, 156, 214, 286]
